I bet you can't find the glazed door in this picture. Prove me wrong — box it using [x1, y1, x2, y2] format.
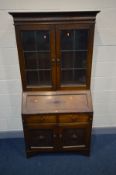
[16, 23, 94, 91]
[16, 24, 56, 91]
[55, 23, 93, 90]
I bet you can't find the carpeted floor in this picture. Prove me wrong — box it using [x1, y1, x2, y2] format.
[0, 134, 116, 175]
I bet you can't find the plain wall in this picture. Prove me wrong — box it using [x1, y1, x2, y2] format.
[0, 0, 116, 132]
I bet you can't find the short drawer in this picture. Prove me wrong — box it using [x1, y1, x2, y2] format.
[59, 114, 89, 123]
[23, 115, 56, 124]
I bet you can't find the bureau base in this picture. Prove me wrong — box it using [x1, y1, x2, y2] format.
[22, 91, 93, 157]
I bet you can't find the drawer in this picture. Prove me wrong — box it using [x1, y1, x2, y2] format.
[59, 114, 89, 123]
[23, 115, 56, 124]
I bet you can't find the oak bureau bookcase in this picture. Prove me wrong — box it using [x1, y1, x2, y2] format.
[10, 11, 99, 157]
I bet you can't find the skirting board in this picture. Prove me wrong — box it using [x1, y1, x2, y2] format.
[0, 131, 24, 139]
[92, 127, 116, 135]
[0, 127, 116, 138]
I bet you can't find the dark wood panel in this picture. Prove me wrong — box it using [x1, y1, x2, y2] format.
[28, 129, 54, 148]
[59, 122, 91, 150]
[23, 123, 57, 152]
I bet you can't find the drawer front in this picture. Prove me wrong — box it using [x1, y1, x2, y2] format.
[59, 114, 89, 123]
[23, 115, 56, 124]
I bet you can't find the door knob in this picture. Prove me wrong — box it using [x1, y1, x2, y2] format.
[57, 59, 61, 64]
[51, 59, 55, 64]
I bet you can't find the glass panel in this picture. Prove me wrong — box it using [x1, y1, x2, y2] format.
[61, 30, 74, 50]
[39, 70, 51, 85]
[37, 31, 50, 51]
[61, 52, 74, 68]
[61, 70, 73, 84]
[74, 51, 87, 68]
[74, 69, 86, 84]
[75, 29, 88, 50]
[38, 52, 51, 69]
[26, 70, 51, 86]
[26, 71, 38, 85]
[21, 31, 36, 51]
[61, 51, 87, 69]
[61, 29, 88, 51]
[60, 29, 88, 86]
[21, 30, 51, 87]
[24, 52, 51, 70]
[24, 52, 38, 69]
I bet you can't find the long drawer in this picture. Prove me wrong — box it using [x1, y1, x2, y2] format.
[59, 114, 90, 123]
[23, 115, 56, 124]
